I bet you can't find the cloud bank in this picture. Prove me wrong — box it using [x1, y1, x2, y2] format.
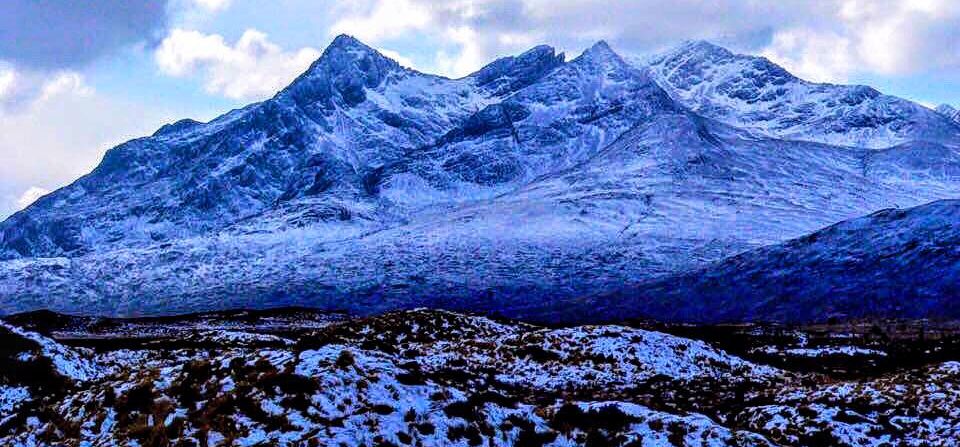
[155, 28, 321, 100]
[322, 0, 960, 82]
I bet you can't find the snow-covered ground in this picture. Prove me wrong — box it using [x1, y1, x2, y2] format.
[0, 309, 957, 446]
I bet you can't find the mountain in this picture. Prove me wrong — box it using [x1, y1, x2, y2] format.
[1, 37, 960, 320]
[595, 199, 960, 323]
[377, 41, 678, 205]
[648, 41, 960, 148]
[0, 35, 565, 259]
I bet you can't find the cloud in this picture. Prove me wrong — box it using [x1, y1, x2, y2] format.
[15, 187, 50, 211]
[0, 70, 172, 218]
[376, 49, 417, 70]
[331, 0, 432, 42]
[761, 0, 960, 82]
[193, 0, 231, 12]
[321, 0, 960, 83]
[325, 0, 819, 78]
[761, 30, 855, 83]
[0, 69, 15, 100]
[155, 28, 321, 100]
[0, 0, 168, 69]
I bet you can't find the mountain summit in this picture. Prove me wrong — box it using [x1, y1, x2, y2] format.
[279, 34, 402, 108]
[648, 41, 960, 148]
[2, 37, 960, 323]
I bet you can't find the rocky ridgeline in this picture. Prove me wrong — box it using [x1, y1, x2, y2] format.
[0, 309, 957, 446]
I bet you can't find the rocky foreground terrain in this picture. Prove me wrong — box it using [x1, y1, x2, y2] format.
[0, 308, 957, 446]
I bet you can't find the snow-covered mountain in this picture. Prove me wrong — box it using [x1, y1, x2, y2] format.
[596, 199, 960, 323]
[0, 35, 565, 259]
[647, 41, 960, 148]
[1, 36, 959, 321]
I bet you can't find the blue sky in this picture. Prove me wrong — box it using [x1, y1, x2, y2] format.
[2, 0, 960, 217]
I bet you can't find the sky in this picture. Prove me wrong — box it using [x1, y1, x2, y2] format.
[2, 0, 960, 218]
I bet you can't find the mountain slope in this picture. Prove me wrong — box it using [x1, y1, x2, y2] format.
[595, 199, 960, 323]
[377, 41, 678, 206]
[648, 41, 960, 148]
[4, 112, 960, 320]
[938, 104, 960, 124]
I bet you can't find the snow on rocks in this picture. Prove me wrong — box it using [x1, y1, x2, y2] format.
[0, 321, 101, 383]
[0, 309, 957, 446]
[0, 309, 784, 446]
[738, 361, 960, 446]
[186, 330, 295, 347]
[0, 386, 30, 424]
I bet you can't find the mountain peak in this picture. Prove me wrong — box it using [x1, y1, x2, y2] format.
[582, 40, 617, 58]
[324, 34, 379, 54]
[647, 40, 738, 68]
[469, 44, 565, 94]
[650, 38, 797, 85]
[319, 33, 389, 61]
[329, 33, 364, 48]
[278, 34, 401, 107]
[573, 40, 630, 68]
[677, 40, 733, 57]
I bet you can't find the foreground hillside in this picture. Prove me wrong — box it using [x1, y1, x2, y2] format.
[0, 308, 958, 446]
[599, 199, 960, 323]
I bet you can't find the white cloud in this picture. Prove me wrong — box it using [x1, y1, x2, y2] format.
[15, 187, 50, 210]
[376, 48, 417, 70]
[320, 0, 960, 83]
[155, 28, 321, 100]
[761, 0, 960, 83]
[330, 0, 432, 42]
[761, 30, 855, 83]
[329, 0, 504, 77]
[39, 72, 94, 101]
[323, 0, 818, 78]
[0, 69, 171, 218]
[193, 0, 231, 12]
[0, 69, 14, 100]
[435, 26, 486, 78]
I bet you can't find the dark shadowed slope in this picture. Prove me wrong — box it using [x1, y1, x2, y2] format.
[595, 199, 960, 324]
